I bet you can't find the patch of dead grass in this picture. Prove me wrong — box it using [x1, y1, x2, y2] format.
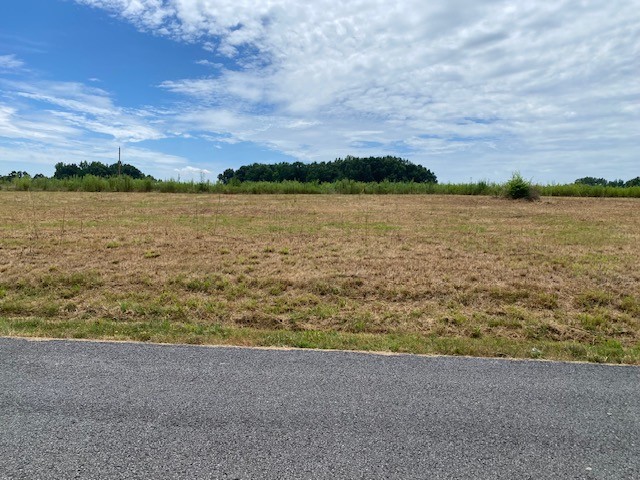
[1, 192, 638, 362]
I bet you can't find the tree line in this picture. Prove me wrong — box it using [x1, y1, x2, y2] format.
[218, 156, 438, 184]
[0, 170, 46, 181]
[0, 161, 148, 182]
[5, 161, 639, 189]
[53, 161, 147, 179]
[575, 176, 640, 188]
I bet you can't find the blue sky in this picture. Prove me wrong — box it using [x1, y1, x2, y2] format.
[1, 0, 638, 182]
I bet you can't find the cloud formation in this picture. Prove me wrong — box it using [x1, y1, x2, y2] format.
[0, 54, 25, 70]
[174, 165, 212, 180]
[0, 78, 166, 143]
[0, 76, 187, 177]
[72, 0, 640, 181]
[1, 1, 638, 181]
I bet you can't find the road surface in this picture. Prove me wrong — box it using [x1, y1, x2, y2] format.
[1, 338, 638, 479]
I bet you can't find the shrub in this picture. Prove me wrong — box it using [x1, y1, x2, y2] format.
[503, 172, 539, 201]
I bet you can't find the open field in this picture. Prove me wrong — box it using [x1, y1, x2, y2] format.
[1, 192, 639, 363]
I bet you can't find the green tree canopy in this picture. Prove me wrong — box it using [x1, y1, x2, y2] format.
[53, 161, 147, 179]
[218, 156, 437, 184]
[575, 176, 625, 187]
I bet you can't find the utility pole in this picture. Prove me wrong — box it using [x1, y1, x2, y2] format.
[118, 147, 122, 176]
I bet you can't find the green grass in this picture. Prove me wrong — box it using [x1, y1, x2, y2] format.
[2, 316, 638, 363]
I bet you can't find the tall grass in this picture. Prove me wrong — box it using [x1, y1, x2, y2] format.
[540, 183, 640, 198]
[1, 175, 639, 197]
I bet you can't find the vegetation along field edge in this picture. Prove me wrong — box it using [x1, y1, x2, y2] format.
[2, 176, 640, 198]
[2, 318, 639, 365]
[2, 155, 639, 197]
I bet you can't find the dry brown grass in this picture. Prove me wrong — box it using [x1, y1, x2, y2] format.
[1, 192, 638, 361]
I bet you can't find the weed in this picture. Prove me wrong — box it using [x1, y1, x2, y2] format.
[39, 271, 102, 290]
[619, 295, 639, 315]
[441, 313, 467, 326]
[40, 303, 61, 317]
[0, 299, 28, 315]
[530, 292, 559, 310]
[587, 339, 625, 363]
[183, 275, 230, 293]
[578, 313, 607, 331]
[64, 302, 78, 312]
[470, 327, 483, 338]
[529, 347, 544, 359]
[488, 287, 530, 304]
[310, 281, 342, 296]
[576, 291, 613, 309]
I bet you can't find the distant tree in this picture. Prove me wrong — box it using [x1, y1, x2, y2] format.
[1, 171, 40, 182]
[54, 162, 81, 179]
[625, 177, 640, 187]
[575, 177, 608, 186]
[575, 176, 633, 188]
[218, 156, 437, 184]
[82, 161, 110, 177]
[115, 163, 145, 179]
[218, 168, 236, 184]
[53, 161, 147, 179]
[2, 171, 30, 180]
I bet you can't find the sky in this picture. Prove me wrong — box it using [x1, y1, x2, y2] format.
[0, 0, 638, 183]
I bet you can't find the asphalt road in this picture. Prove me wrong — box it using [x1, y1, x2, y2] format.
[1, 338, 638, 479]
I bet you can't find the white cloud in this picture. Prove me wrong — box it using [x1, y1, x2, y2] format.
[175, 165, 211, 174]
[0, 78, 166, 144]
[0, 72, 177, 178]
[159, 68, 269, 106]
[0, 54, 24, 70]
[71, 0, 640, 181]
[0, 103, 82, 143]
[195, 59, 222, 68]
[0, 2, 625, 182]
[173, 165, 213, 181]
[123, 146, 187, 168]
[14, 83, 115, 116]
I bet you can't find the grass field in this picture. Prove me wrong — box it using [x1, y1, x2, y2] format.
[1, 192, 638, 363]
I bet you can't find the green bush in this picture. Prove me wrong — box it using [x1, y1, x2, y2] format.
[503, 172, 539, 201]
